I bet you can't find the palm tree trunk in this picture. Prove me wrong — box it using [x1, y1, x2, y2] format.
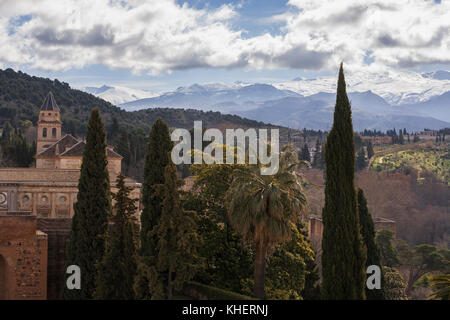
[254, 239, 267, 299]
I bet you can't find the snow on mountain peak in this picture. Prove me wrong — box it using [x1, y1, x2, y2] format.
[81, 85, 158, 105]
[274, 69, 450, 105]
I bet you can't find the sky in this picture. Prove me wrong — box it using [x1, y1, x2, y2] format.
[0, 0, 449, 92]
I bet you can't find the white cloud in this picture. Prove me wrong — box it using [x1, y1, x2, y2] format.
[284, 0, 450, 69]
[0, 0, 448, 74]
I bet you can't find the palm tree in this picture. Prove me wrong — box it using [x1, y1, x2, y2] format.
[428, 274, 450, 300]
[226, 144, 308, 298]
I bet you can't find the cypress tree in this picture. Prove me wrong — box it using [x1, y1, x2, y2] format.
[94, 174, 138, 299]
[367, 141, 374, 159]
[321, 64, 366, 300]
[301, 143, 311, 163]
[144, 156, 200, 299]
[117, 130, 132, 168]
[356, 147, 366, 171]
[357, 188, 384, 300]
[399, 131, 404, 144]
[135, 118, 173, 299]
[63, 108, 112, 299]
[140, 118, 173, 256]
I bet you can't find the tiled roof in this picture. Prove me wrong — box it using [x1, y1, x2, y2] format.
[59, 141, 123, 159]
[107, 147, 123, 159]
[41, 92, 60, 111]
[59, 141, 85, 157]
[36, 134, 79, 157]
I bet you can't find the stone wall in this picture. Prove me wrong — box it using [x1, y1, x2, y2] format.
[0, 168, 141, 219]
[0, 214, 48, 300]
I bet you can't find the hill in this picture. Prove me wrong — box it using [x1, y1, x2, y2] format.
[0, 68, 285, 136]
[370, 142, 450, 185]
[0, 68, 295, 181]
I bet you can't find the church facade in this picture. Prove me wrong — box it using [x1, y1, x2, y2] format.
[0, 92, 142, 299]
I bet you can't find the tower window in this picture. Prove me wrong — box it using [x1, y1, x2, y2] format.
[52, 128, 57, 137]
[43, 128, 47, 137]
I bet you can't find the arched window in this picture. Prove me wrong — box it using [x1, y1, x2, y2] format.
[52, 128, 57, 137]
[43, 128, 47, 137]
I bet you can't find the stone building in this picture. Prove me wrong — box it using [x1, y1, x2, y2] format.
[0, 92, 141, 299]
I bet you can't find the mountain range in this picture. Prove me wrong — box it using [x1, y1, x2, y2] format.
[80, 70, 450, 131]
[83, 85, 156, 105]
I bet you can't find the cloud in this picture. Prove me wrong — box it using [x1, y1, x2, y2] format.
[0, 0, 448, 74]
[284, 0, 450, 69]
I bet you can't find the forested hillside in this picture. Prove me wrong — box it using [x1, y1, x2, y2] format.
[0, 68, 284, 134]
[0, 68, 291, 179]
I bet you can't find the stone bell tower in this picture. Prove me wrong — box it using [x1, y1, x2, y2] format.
[36, 92, 62, 154]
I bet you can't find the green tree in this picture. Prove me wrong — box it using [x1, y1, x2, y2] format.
[140, 118, 173, 257]
[135, 119, 173, 299]
[300, 143, 311, 163]
[357, 189, 383, 299]
[397, 242, 450, 296]
[367, 141, 374, 159]
[226, 144, 308, 299]
[117, 130, 132, 168]
[264, 223, 319, 300]
[356, 147, 366, 171]
[142, 157, 200, 299]
[376, 229, 400, 267]
[428, 274, 450, 300]
[110, 116, 120, 138]
[1, 121, 13, 142]
[94, 174, 138, 299]
[63, 108, 112, 299]
[382, 267, 408, 300]
[188, 151, 253, 294]
[321, 64, 366, 300]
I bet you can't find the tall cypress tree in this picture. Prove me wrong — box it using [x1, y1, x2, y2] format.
[134, 118, 173, 299]
[321, 64, 366, 300]
[140, 118, 173, 256]
[357, 188, 384, 300]
[145, 156, 200, 299]
[63, 108, 112, 299]
[94, 174, 138, 300]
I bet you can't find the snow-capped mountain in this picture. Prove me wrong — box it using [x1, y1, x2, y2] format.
[119, 83, 301, 113]
[82, 85, 157, 105]
[92, 69, 450, 131]
[274, 69, 450, 105]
